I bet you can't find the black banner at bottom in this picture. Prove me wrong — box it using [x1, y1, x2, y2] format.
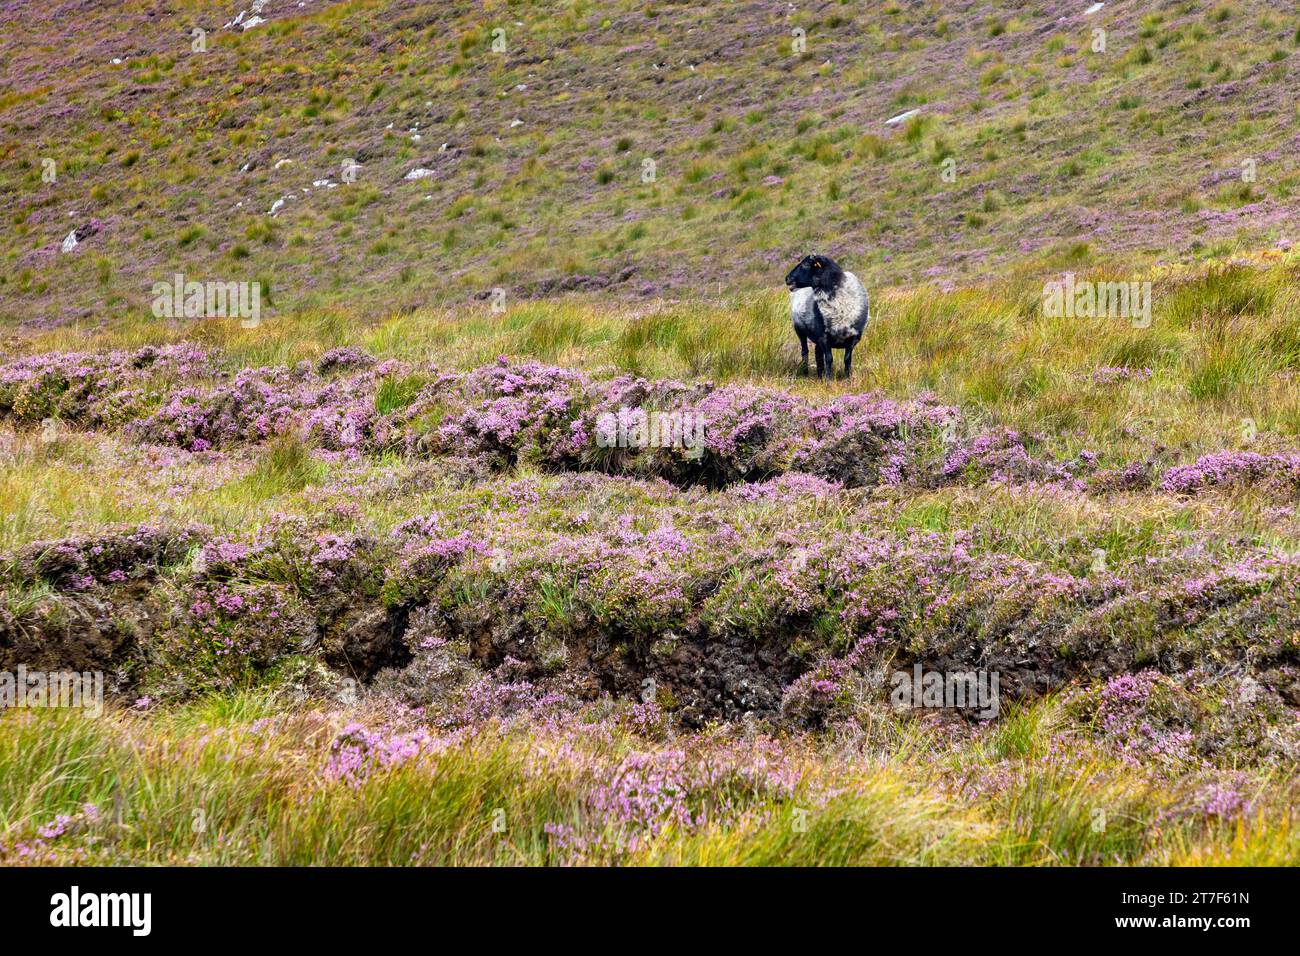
[0, 866, 1281, 941]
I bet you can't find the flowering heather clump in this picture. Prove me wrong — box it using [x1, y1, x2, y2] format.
[1088, 459, 1157, 493]
[626, 699, 669, 738]
[680, 384, 808, 484]
[536, 736, 801, 859]
[431, 359, 584, 467]
[938, 428, 1084, 488]
[1152, 771, 1266, 827]
[779, 668, 847, 727]
[10, 524, 205, 589]
[0, 344, 217, 428]
[547, 372, 702, 470]
[1069, 670, 1200, 768]
[728, 472, 844, 501]
[5, 349, 1299, 502]
[382, 531, 487, 606]
[0, 804, 101, 864]
[324, 722, 459, 787]
[1189, 777, 1254, 821]
[309, 532, 367, 582]
[317, 346, 376, 374]
[129, 367, 303, 450]
[303, 359, 427, 454]
[587, 563, 693, 640]
[156, 580, 317, 692]
[698, 539, 828, 654]
[794, 392, 956, 487]
[5, 474, 1300, 720]
[1161, 451, 1300, 496]
[446, 674, 548, 726]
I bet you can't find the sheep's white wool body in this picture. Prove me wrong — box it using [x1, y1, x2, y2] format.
[814, 271, 869, 344]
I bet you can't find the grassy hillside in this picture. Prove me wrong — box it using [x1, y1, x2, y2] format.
[3, 0, 1299, 326]
[3, 1, 1300, 868]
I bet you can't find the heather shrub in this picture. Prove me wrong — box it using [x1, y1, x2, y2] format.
[149, 580, 317, 695]
[431, 359, 585, 468]
[699, 549, 829, 643]
[380, 531, 485, 607]
[1064, 668, 1300, 769]
[9, 524, 204, 590]
[5, 349, 1297, 503]
[130, 367, 302, 451]
[1161, 451, 1300, 496]
[0, 345, 216, 429]
[316, 346, 376, 374]
[586, 563, 693, 642]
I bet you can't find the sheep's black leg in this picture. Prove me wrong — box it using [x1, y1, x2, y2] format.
[843, 342, 855, 380]
[797, 330, 809, 374]
[822, 347, 834, 380]
[814, 342, 824, 379]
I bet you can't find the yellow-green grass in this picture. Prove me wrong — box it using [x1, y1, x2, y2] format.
[13, 258, 1300, 465]
[1, 694, 1294, 866]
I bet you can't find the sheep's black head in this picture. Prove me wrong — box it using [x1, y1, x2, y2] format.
[785, 254, 843, 292]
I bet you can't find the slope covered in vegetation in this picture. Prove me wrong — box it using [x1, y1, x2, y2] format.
[2, 1, 1299, 867]
[3, 0, 1299, 324]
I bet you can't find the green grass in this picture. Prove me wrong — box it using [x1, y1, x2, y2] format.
[237, 433, 327, 498]
[2, 694, 1294, 865]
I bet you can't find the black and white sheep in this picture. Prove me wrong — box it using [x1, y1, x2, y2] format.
[785, 254, 870, 379]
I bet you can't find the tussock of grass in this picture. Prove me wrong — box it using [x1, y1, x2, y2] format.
[238, 433, 326, 498]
